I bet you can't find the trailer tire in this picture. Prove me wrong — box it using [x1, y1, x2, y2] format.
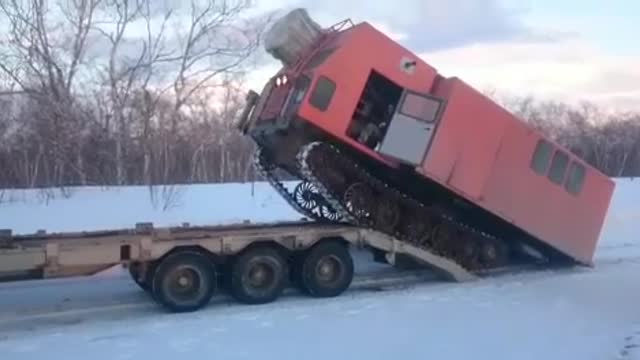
[151, 250, 217, 313]
[301, 241, 353, 298]
[230, 246, 287, 305]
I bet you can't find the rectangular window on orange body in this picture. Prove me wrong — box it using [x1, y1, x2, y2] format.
[530, 139, 553, 175]
[399, 93, 441, 123]
[309, 76, 336, 111]
[564, 162, 586, 195]
[548, 150, 569, 185]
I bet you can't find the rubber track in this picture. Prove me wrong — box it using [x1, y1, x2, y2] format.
[253, 147, 339, 223]
[253, 147, 321, 221]
[296, 141, 507, 275]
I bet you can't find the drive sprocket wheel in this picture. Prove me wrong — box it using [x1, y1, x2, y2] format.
[319, 205, 341, 222]
[293, 181, 342, 222]
[293, 181, 320, 212]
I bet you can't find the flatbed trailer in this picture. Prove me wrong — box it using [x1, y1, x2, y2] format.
[0, 220, 479, 312]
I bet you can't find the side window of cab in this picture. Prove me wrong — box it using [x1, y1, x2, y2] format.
[309, 76, 336, 111]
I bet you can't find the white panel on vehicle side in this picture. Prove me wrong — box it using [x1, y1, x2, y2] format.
[378, 113, 435, 165]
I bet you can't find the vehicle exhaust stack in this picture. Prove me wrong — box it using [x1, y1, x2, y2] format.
[264, 8, 323, 66]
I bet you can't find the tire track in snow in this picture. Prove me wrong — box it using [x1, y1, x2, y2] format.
[617, 324, 640, 359]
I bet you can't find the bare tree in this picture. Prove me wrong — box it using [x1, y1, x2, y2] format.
[0, 0, 270, 197]
[5, 2, 639, 199]
[494, 92, 640, 177]
[0, 0, 101, 189]
[93, 0, 173, 184]
[91, 0, 266, 186]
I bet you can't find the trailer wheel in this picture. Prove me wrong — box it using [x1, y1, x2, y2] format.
[301, 241, 354, 298]
[151, 251, 217, 313]
[230, 246, 287, 305]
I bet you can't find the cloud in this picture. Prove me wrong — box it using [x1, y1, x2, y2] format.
[261, 0, 539, 52]
[245, 22, 640, 113]
[245, 0, 537, 87]
[236, 1, 640, 112]
[420, 36, 640, 111]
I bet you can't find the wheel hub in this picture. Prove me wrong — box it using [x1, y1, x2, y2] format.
[248, 263, 275, 288]
[315, 255, 341, 283]
[178, 275, 190, 287]
[168, 267, 201, 300]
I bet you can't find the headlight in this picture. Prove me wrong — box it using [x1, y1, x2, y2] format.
[275, 74, 288, 87]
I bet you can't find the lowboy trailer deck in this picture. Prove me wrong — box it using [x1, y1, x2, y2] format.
[0, 220, 485, 313]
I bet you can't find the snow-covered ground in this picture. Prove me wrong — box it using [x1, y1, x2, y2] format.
[0, 178, 638, 360]
[0, 182, 303, 235]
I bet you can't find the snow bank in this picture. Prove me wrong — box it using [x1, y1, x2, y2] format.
[0, 182, 301, 235]
[599, 178, 639, 247]
[0, 178, 637, 251]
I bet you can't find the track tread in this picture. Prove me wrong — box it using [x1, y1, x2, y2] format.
[296, 141, 509, 276]
[253, 141, 524, 279]
[253, 147, 337, 223]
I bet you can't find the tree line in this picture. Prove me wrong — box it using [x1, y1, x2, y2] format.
[0, 0, 637, 194]
[2, 85, 638, 192]
[0, 0, 268, 191]
[498, 95, 640, 178]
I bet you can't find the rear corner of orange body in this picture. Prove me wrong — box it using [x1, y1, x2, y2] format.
[422, 77, 616, 264]
[296, 22, 615, 264]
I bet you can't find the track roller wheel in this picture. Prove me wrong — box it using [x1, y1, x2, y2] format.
[300, 241, 354, 298]
[230, 246, 288, 304]
[479, 239, 509, 268]
[343, 182, 373, 221]
[151, 250, 217, 313]
[375, 197, 400, 232]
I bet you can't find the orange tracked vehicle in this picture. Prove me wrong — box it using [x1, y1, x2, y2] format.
[236, 9, 615, 273]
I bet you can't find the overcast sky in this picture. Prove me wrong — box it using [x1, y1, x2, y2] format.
[246, 0, 640, 111]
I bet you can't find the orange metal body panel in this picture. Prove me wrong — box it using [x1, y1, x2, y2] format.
[259, 20, 616, 264]
[422, 78, 615, 264]
[297, 23, 439, 165]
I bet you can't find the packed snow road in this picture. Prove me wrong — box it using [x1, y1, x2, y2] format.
[0, 249, 418, 334]
[0, 252, 637, 359]
[0, 244, 639, 360]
